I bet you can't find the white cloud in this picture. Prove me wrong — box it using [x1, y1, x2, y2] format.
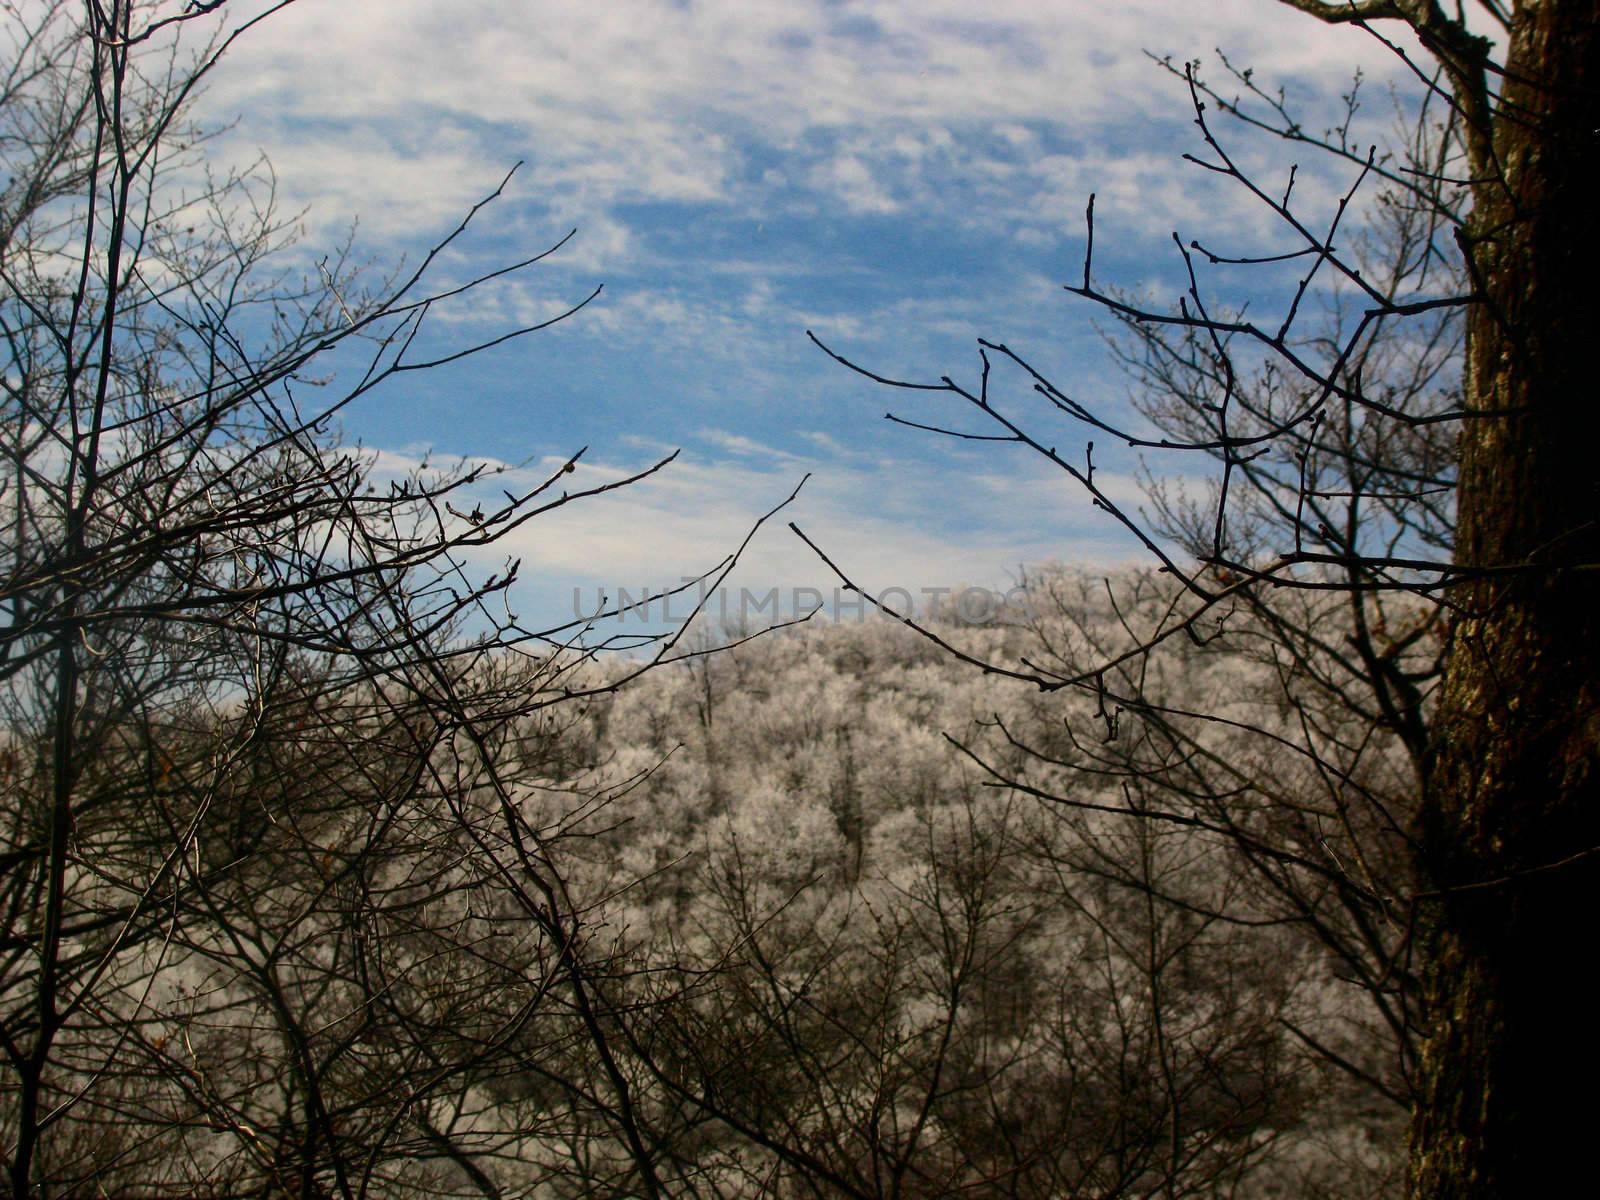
[695, 430, 804, 461]
[811, 155, 900, 215]
[201, 1, 1420, 246]
[397, 426, 1169, 634]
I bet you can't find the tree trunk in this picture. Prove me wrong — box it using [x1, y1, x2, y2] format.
[1412, 2, 1600, 1194]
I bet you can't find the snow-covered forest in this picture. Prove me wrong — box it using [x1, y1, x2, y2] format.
[6, 566, 1426, 1195]
[528, 574, 1420, 1196]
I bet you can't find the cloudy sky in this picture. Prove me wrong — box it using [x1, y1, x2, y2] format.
[195, 0, 1427, 634]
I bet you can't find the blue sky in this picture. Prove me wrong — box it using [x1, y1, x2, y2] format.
[197, 0, 1430, 635]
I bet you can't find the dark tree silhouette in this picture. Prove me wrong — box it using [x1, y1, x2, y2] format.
[804, 3, 1598, 1194]
[0, 3, 792, 1194]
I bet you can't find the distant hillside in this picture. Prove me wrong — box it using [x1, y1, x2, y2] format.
[515, 565, 1414, 1197]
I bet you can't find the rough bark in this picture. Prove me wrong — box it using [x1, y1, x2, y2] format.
[1411, 1, 1600, 1194]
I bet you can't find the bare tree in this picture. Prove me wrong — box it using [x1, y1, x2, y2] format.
[803, 2, 1597, 1193]
[0, 3, 794, 1194]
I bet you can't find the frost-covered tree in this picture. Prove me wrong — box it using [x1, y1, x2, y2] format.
[559, 606, 1389, 1196]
